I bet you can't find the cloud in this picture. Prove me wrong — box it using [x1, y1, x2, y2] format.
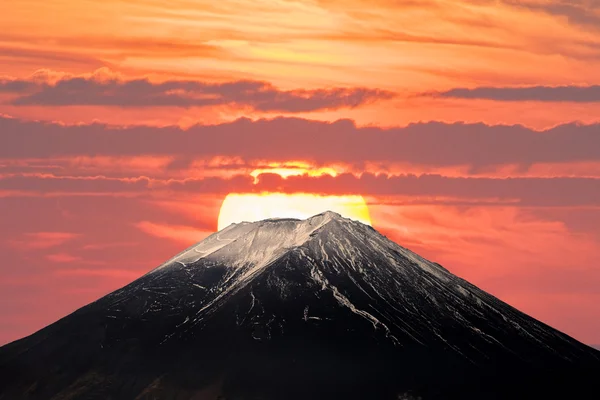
[254, 173, 600, 207]
[45, 252, 108, 265]
[0, 46, 106, 69]
[0, 174, 154, 193]
[2, 116, 600, 169]
[503, 0, 600, 28]
[0, 73, 395, 112]
[53, 268, 143, 279]
[430, 85, 600, 102]
[81, 242, 137, 250]
[45, 253, 83, 263]
[1, 172, 599, 207]
[9, 232, 80, 250]
[0, 174, 253, 195]
[319, 28, 521, 51]
[0, 34, 228, 60]
[387, 1, 600, 31]
[134, 221, 213, 244]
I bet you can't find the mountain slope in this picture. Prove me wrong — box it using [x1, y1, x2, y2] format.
[1, 211, 599, 400]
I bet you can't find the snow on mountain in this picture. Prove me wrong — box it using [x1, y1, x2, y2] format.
[155, 211, 343, 271]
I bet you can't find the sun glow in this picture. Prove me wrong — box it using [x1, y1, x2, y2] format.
[248, 161, 341, 183]
[217, 193, 372, 230]
[250, 166, 338, 183]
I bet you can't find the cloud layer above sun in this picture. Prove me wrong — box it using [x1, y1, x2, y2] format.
[0, 72, 394, 111]
[1, 0, 600, 348]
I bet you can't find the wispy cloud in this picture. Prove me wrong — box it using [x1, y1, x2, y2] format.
[253, 173, 600, 207]
[45, 252, 109, 265]
[0, 45, 106, 69]
[81, 242, 138, 250]
[53, 268, 143, 279]
[429, 85, 600, 102]
[1, 172, 599, 207]
[135, 221, 213, 243]
[503, 0, 600, 28]
[45, 253, 83, 263]
[9, 232, 80, 250]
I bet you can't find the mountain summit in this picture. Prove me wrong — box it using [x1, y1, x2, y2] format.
[1, 212, 599, 399]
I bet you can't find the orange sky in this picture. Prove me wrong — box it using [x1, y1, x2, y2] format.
[4, 0, 600, 127]
[1, 0, 600, 347]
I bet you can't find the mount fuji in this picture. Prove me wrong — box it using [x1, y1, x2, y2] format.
[1, 211, 599, 399]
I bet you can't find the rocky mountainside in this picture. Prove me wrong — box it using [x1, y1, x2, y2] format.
[1, 211, 599, 399]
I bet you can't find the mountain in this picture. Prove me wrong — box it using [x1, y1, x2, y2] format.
[1, 211, 599, 400]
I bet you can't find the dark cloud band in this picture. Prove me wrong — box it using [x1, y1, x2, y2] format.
[0, 75, 394, 112]
[1, 116, 599, 168]
[1, 172, 599, 207]
[430, 85, 600, 102]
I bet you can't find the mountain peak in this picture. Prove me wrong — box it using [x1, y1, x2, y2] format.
[234, 210, 346, 227]
[153, 211, 356, 275]
[310, 210, 343, 220]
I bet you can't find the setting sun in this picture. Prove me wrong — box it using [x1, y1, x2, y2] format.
[217, 193, 372, 230]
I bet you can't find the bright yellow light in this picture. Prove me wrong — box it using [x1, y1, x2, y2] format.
[249, 166, 338, 183]
[217, 193, 372, 230]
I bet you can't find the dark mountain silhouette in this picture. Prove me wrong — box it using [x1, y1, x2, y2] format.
[1, 211, 599, 399]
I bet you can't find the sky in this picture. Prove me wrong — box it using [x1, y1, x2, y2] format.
[1, 0, 600, 347]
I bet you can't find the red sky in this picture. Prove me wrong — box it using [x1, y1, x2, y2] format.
[1, 0, 600, 347]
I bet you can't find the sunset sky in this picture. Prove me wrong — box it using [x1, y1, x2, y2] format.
[1, 0, 600, 347]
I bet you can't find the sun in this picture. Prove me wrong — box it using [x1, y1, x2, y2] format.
[217, 163, 372, 230]
[218, 193, 372, 230]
